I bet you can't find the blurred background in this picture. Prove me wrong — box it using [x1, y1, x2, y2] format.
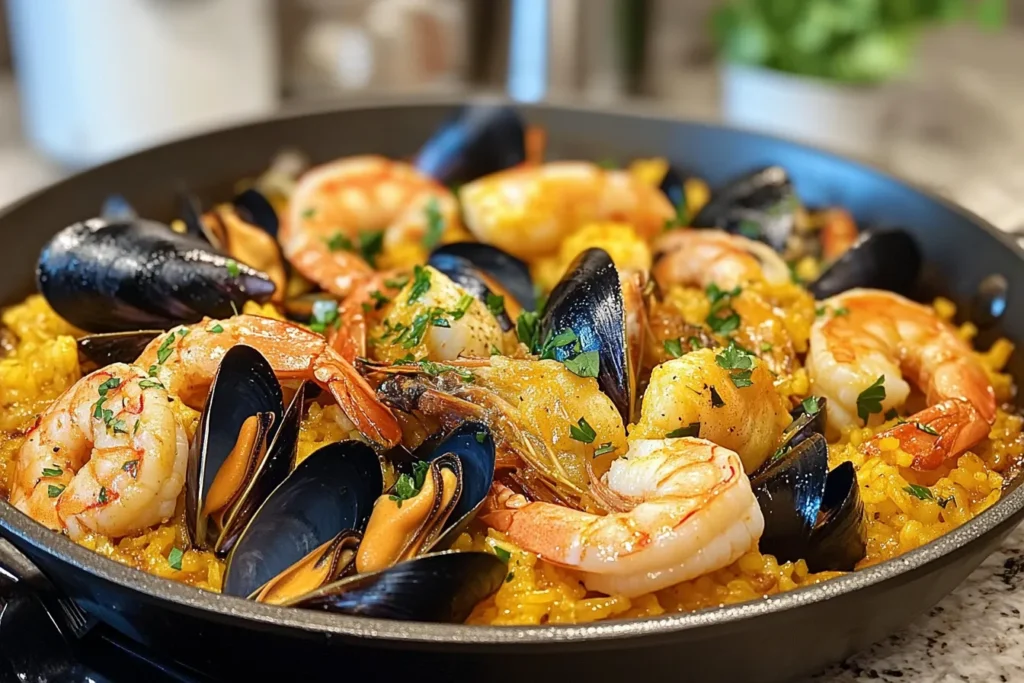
[0, 0, 1022, 228]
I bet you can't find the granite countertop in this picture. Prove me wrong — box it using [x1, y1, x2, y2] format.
[3, 27, 1024, 679]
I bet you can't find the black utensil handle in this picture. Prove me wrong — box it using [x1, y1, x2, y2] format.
[0, 537, 92, 638]
[0, 537, 43, 585]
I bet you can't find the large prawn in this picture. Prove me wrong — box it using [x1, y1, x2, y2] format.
[652, 229, 790, 292]
[480, 437, 763, 597]
[807, 288, 996, 469]
[10, 364, 188, 540]
[136, 314, 401, 447]
[282, 155, 459, 297]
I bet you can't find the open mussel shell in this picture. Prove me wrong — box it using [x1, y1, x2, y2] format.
[540, 248, 632, 422]
[37, 218, 274, 332]
[430, 242, 535, 311]
[286, 550, 506, 623]
[692, 166, 798, 252]
[186, 346, 287, 555]
[780, 397, 827, 454]
[223, 440, 384, 599]
[253, 528, 362, 606]
[414, 104, 526, 186]
[806, 461, 866, 572]
[77, 330, 162, 368]
[809, 230, 921, 299]
[427, 251, 516, 330]
[233, 188, 279, 237]
[751, 433, 866, 571]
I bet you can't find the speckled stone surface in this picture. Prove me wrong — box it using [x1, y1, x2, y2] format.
[804, 523, 1024, 682]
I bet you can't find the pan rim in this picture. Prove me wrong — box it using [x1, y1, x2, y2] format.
[2, 95, 1023, 646]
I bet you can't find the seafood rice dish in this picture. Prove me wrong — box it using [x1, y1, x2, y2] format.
[0, 105, 1020, 625]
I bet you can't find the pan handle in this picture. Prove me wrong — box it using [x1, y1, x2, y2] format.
[0, 537, 92, 638]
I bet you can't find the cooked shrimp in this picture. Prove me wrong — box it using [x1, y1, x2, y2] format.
[368, 266, 507, 364]
[807, 289, 996, 469]
[652, 229, 789, 291]
[459, 162, 675, 261]
[333, 269, 408, 362]
[10, 365, 188, 540]
[282, 156, 459, 297]
[480, 437, 763, 597]
[630, 348, 791, 473]
[135, 315, 401, 447]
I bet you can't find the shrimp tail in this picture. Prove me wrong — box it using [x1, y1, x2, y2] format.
[866, 398, 989, 470]
[313, 358, 402, 448]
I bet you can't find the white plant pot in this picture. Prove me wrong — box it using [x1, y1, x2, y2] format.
[721, 63, 890, 158]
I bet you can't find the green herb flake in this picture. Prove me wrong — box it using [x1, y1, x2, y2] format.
[357, 230, 385, 268]
[97, 377, 122, 397]
[156, 334, 177, 365]
[148, 365, 159, 377]
[225, 259, 240, 278]
[715, 341, 756, 388]
[475, 431, 487, 444]
[41, 466, 63, 478]
[412, 359, 474, 382]
[856, 375, 887, 424]
[569, 417, 597, 444]
[761, 342, 773, 352]
[309, 299, 340, 334]
[168, 547, 184, 571]
[666, 422, 701, 438]
[833, 307, 850, 317]
[562, 350, 600, 378]
[490, 344, 502, 356]
[111, 419, 128, 434]
[494, 546, 512, 564]
[390, 461, 431, 508]
[664, 338, 683, 358]
[431, 316, 451, 328]
[47, 484, 65, 498]
[369, 290, 391, 310]
[98, 487, 109, 504]
[138, 379, 165, 390]
[688, 336, 704, 351]
[422, 197, 445, 249]
[594, 442, 616, 457]
[903, 484, 934, 501]
[207, 323, 225, 334]
[801, 396, 821, 417]
[451, 293, 475, 320]
[301, 208, 316, 219]
[516, 311, 541, 353]
[325, 232, 353, 252]
[400, 313, 431, 349]
[407, 265, 432, 304]
[914, 422, 940, 436]
[123, 460, 140, 478]
[384, 277, 410, 290]
[485, 292, 506, 318]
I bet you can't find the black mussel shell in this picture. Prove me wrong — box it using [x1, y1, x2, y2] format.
[430, 242, 535, 311]
[178, 190, 210, 245]
[805, 462, 866, 572]
[427, 252, 515, 330]
[419, 422, 496, 550]
[287, 551, 506, 623]
[233, 188, 279, 237]
[540, 248, 631, 422]
[37, 218, 274, 333]
[750, 434, 829, 563]
[779, 397, 827, 455]
[414, 105, 526, 186]
[186, 346, 286, 555]
[223, 440, 384, 599]
[100, 195, 136, 222]
[659, 165, 691, 212]
[692, 166, 798, 252]
[809, 230, 921, 299]
[77, 330, 162, 368]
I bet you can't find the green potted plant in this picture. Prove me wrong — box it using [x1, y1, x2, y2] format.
[711, 0, 1005, 155]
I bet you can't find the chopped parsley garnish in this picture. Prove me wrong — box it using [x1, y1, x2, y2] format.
[705, 283, 742, 335]
[324, 230, 385, 266]
[834, 307, 850, 317]
[801, 396, 821, 417]
[368, 290, 391, 310]
[406, 359, 474, 382]
[562, 350, 599, 378]
[475, 431, 487, 444]
[663, 338, 683, 358]
[709, 386, 725, 408]
[148, 365, 159, 377]
[485, 292, 505, 318]
[422, 197, 445, 249]
[302, 208, 316, 219]
[122, 460, 140, 478]
[98, 487, 109, 504]
[715, 341, 755, 388]
[490, 344, 502, 356]
[177, 328, 189, 338]
[138, 379, 164, 390]
[594, 442, 616, 457]
[156, 333, 177, 364]
[856, 375, 886, 424]
[207, 323, 224, 334]
[493, 546, 512, 563]
[384, 277, 410, 290]
[390, 460, 430, 508]
[451, 293, 474, 320]
[569, 417, 597, 444]
[541, 329, 578, 358]
[309, 299, 340, 334]
[407, 265, 432, 304]
[225, 259, 240, 277]
[168, 547, 184, 571]
[325, 232, 352, 252]
[903, 484, 934, 501]
[666, 422, 701, 438]
[431, 315, 451, 328]
[914, 422, 940, 436]
[399, 312, 432, 348]
[41, 466, 63, 477]
[688, 336, 704, 351]
[47, 484, 65, 498]
[97, 377, 121, 396]
[516, 311, 541, 351]
[111, 419, 128, 434]
[761, 342, 773, 352]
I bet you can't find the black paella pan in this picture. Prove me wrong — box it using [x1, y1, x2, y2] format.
[1, 98, 1023, 682]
